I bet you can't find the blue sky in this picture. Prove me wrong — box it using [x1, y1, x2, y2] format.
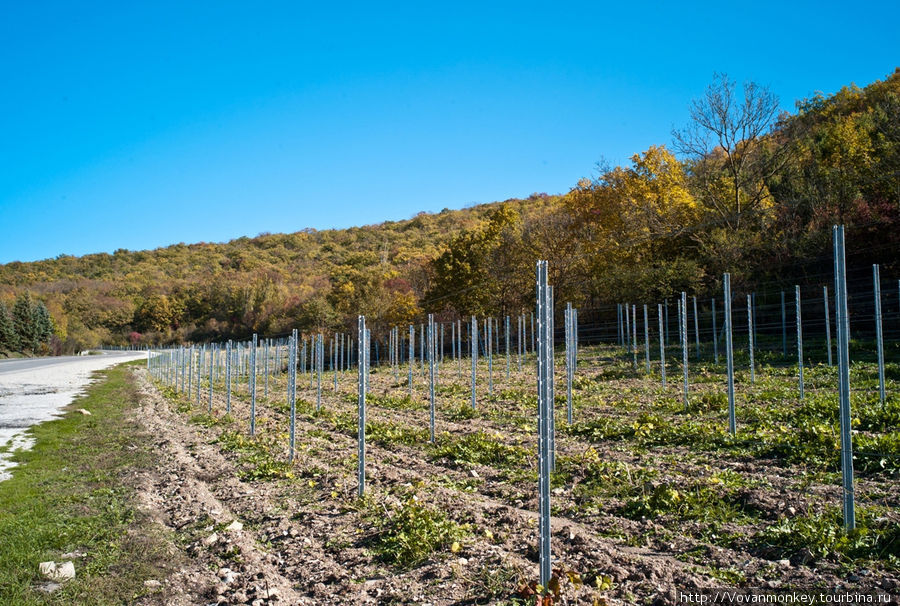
[1, 1, 897, 263]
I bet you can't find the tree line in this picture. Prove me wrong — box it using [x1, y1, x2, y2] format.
[1, 69, 897, 353]
[425, 70, 900, 313]
[0, 293, 54, 355]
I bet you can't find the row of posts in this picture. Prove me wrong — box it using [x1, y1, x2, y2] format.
[148, 226, 869, 586]
[616, 262, 891, 408]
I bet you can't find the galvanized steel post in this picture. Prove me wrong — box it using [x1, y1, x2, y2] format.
[752, 293, 758, 358]
[874, 265, 886, 405]
[565, 303, 573, 425]
[824, 286, 832, 367]
[796, 286, 804, 400]
[632, 304, 638, 370]
[833, 226, 855, 530]
[250, 334, 258, 436]
[643, 304, 650, 375]
[208, 344, 214, 413]
[471, 315, 478, 410]
[226, 340, 232, 414]
[693, 296, 700, 361]
[664, 299, 669, 345]
[724, 274, 736, 435]
[658, 304, 666, 388]
[316, 334, 323, 411]
[289, 330, 297, 462]
[457, 319, 462, 379]
[505, 315, 511, 379]
[681, 292, 689, 409]
[487, 317, 493, 396]
[409, 325, 414, 397]
[428, 314, 436, 443]
[573, 308, 578, 367]
[794, 286, 803, 400]
[625, 304, 631, 363]
[535, 260, 552, 587]
[617, 304, 622, 346]
[264, 339, 269, 400]
[517, 314, 523, 372]
[747, 295, 755, 384]
[357, 316, 367, 497]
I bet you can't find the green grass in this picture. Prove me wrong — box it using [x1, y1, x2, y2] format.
[0, 362, 176, 604]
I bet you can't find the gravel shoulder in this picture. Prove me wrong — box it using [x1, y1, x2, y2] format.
[0, 352, 145, 481]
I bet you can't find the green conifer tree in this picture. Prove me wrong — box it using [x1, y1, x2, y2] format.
[0, 302, 16, 351]
[33, 302, 53, 351]
[12, 293, 36, 354]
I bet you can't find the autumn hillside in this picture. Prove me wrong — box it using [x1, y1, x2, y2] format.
[0, 197, 558, 352]
[1, 69, 898, 354]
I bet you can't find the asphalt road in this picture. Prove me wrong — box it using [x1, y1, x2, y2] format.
[0, 351, 146, 375]
[0, 350, 146, 481]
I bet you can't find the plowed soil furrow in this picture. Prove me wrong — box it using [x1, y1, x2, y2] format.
[136, 359, 900, 604]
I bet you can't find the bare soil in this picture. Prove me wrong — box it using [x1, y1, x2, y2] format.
[129, 356, 900, 605]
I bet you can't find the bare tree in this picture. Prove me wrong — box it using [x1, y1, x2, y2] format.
[673, 73, 787, 228]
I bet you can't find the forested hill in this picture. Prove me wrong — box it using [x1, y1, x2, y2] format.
[1, 69, 898, 354]
[0, 196, 556, 352]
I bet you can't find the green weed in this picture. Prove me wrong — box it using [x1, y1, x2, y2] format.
[367, 496, 467, 568]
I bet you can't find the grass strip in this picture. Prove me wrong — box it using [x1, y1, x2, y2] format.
[0, 362, 175, 605]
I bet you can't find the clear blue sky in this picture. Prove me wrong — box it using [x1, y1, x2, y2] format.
[1, 1, 897, 264]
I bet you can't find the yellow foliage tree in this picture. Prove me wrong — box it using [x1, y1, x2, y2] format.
[568, 145, 699, 260]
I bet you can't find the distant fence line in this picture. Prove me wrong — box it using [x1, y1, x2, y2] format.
[142, 225, 894, 583]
